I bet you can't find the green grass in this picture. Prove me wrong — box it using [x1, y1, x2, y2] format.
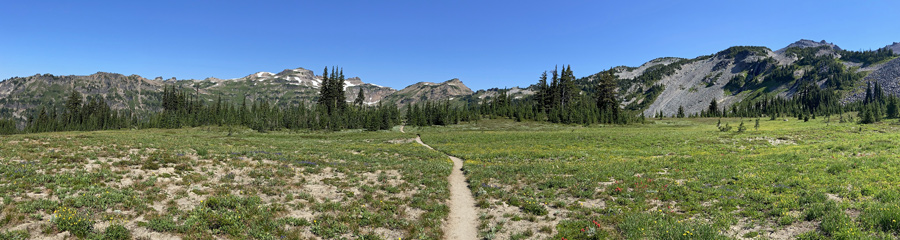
[8, 116, 900, 239]
[416, 117, 900, 239]
[0, 126, 450, 239]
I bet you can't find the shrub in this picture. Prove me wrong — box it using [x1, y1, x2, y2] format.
[520, 202, 547, 216]
[0, 230, 30, 240]
[795, 231, 826, 240]
[102, 224, 131, 240]
[144, 216, 177, 232]
[52, 207, 94, 238]
[719, 123, 732, 132]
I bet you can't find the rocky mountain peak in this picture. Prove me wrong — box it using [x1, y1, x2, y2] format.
[276, 67, 314, 77]
[345, 77, 364, 86]
[887, 42, 900, 54]
[780, 39, 842, 52]
[381, 78, 473, 106]
[443, 78, 467, 86]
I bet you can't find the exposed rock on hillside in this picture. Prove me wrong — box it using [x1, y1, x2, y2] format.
[845, 57, 900, 103]
[473, 87, 535, 100]
[888, 42, 900, 54]
[775, 39, 841, 53]
[382, 78, 473, 106]
[0, 67, 397, 119]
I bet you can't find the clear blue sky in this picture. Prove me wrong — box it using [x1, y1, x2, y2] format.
[1, 0, 898, 90]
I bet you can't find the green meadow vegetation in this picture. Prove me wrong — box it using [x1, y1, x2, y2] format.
[411, 117, 900, 239]
[0, 127, 450, 239]
[4, 112, 900, 239]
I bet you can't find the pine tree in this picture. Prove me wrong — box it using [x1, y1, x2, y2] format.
[561, 65, 578, 108]
[317, 67, 330, 109]
[66, 90, 83, 127]
[707, 99, 719, 117]
[335, 68, 347, 110]
[550, 66, 559, 108]
[354, 89, 365, 107]
[887, 97, 900, 118]
[595, 71, 620, 123]
[676, 106, 685, 118]
[865, 82, 873, 104]
[874, 81, 884, 103]
[536, 71, 549, 113]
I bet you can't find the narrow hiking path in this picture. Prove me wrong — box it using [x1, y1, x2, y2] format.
[401, 125, 478, 240]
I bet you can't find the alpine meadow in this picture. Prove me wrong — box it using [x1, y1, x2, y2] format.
[4, 1, 900, 240]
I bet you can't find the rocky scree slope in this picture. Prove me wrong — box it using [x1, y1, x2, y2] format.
[581, 39, 900, 117]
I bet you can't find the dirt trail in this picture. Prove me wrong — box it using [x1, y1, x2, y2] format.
[403, 126, 478, 240]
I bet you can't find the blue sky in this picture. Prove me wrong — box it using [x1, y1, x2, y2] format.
[1, 0, 898, 90]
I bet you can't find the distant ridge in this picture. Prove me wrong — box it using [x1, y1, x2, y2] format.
[2, 39, 900, 120]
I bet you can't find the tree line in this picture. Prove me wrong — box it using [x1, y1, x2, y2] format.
[8, 67, 402, 135]
[406, 65, 638, 126]
[36, 60, 900, 135]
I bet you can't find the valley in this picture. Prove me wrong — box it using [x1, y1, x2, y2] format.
[3, 117, 900, 239]
[2, 40, 900, 239]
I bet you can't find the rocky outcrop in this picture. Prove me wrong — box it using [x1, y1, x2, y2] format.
[473, 87, 535, 101]
[0, 67, 398, 120]
[346, 81, 397, 105]
[888, 42, 900, 55]
[382, 78, 474, 106]
[775, 39, 841, 53]
[0, 72, 164, 119]
[602, 39, 900, 117]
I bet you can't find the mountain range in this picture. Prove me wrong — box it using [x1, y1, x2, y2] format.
[1, 39, 899, 120]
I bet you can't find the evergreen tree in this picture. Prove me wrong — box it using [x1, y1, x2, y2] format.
[887, 97, 900, 118]
[354, 89, 366, 107]
[317, 67, 331, 109]
[595, 71, 620, 123]
[536, 71, 549, 113]
[707, 99, 719, 117]
[65, 90, 83, 127]
[865, 82, 874, 104]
